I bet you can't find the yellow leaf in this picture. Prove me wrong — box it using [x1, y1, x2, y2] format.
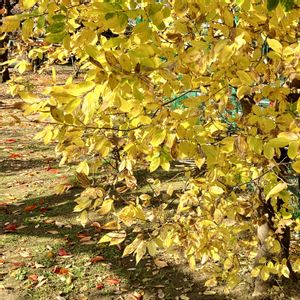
[135, 240, 146, 264]
[223, 9, 233, 26]
[105, 51, 119, 66]
[98, 234, 111, 244]
[21, 19, 34, 41]
[195, 157, 205, 169]
[236, 70, 253, 86]
[260, 266, 270, 281]
[167, 184, 174, 196]
[77, 161, 89, 176]
[292, 160, 300, 173]
[263, 144, 274, 159]
[150, 156, 160, 172]
[2, 16, 20, 32]
[251, 266, 261, 277]
[266, 182, 287, 200]
[204, 278, 217, 287]
[288, 141, 298, 159]
[22, 0, 38, 9]
[281, 265, 290, 278]
[293, 259, 300, 272]
[268, 137, 290, 148]
[123, 237, 142, 257]
[98, 199, 114, 215]
[209, 186, 224, 195]
[150, 129, 167, 147]
[268, 38, 283, 53]
[65, 81, 95, 97]
[79, 210, 88, 226]
[50, 107, 64, 123]
[189, 255, 196, 269]
[119, 54, 132, 72]
[147, 240, 158, 257]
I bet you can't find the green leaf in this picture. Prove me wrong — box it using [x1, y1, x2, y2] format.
[267, 0, 280, 10]
[280, 0, 295, 10]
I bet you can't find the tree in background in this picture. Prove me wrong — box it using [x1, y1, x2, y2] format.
[1, 0, 300, 297]
[0, 0, 15, 82]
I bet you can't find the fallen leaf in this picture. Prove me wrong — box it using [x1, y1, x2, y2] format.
[47, 168, 60, 174]
[19, 251, 30, 258]
[132, 291, 143, 300]
[80, 236, 92, 243]
[55, 221, 65, 228]
[47, 251, 54, 258]
[91, 256, 105, 263]
[40, 207, 48, 213]
[28, 274, 39, 282]
[57, 248, 69, 256]
[24, 205, 37, 212]
[77, 232, 89, 238]
[106, 278, 120, 285]
[90, 222, 101, 229]
[154, 258, 168, 268]
[47, 230, 59, 235]
[203, 290, 216, 295]
[157, 289, 165, 299]
[4, 224, 17, 232]
[4, 139, 17, 143]
[35, 278, 47, 289]
[53, 266, 69, 275]
[96, 283, 105, 290]
[0, 259, 5, 265]
[11, 262, 25, 269]
[34, 262, 45, 268]
[9, 153, 22, 159]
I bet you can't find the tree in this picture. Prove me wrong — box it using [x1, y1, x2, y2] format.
[1, 0, 300, 297]
[0, 0, 15, 83]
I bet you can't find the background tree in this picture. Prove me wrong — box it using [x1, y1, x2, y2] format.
[1, 0, 300, 297]
[0, 0, 15, 82]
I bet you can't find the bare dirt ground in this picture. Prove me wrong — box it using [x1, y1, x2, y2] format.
[1, 69, 300, 300]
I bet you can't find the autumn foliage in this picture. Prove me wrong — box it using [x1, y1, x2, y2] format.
[1, 0, 300, 295]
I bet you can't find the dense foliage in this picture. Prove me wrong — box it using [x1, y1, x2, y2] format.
[1, 0, 300, 294]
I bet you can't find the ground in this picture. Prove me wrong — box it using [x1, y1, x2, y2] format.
[0, 69, 299, 300]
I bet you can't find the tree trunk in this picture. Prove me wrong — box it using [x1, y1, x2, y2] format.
[0, 0, 13, 83]
[253, 199, 296, 298]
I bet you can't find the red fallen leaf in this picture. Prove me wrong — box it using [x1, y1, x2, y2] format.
[4, 224, 17, 232]
[0, 202, 8, 207]
[77, 232, 89, 238]
[53, 266, 69, 275]
[90, 222, 101, 229]
[80, 236, 92, 242]
[28, 274, 39, 282]
[40, 207, 48, 213]
[0, 259, 5, 264]
[24, 204, 37, 212]
[96, 283, 105, 290]
[9, 153, 22, 159]
[4, 139, 17, 144]
[57, 248, 69, 256]
[47, 168, 60, 174]
[11, 262, 25, 269]
[91, 256, 105, 263]
[106, 278, 120, 285]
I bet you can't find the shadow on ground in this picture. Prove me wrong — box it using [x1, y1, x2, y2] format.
[0, 189, 228, 300]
